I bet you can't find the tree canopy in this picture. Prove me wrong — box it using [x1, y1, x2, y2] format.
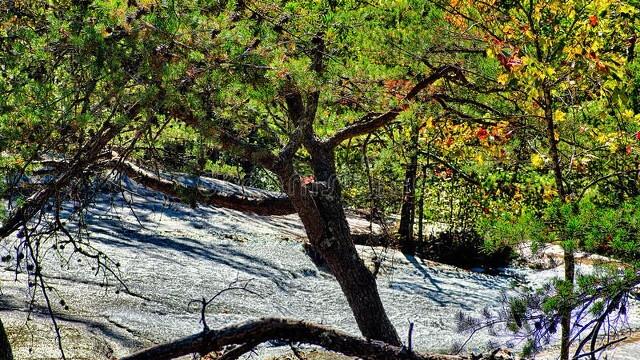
[1, 1, 640, 359]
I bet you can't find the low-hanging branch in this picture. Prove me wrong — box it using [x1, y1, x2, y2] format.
[0, 118, 134, 239]
[31, 152, 297, 216]
[120, 317, 502, 360]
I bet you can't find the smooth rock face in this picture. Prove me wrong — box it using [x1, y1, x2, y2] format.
[1, 178, 638, 359]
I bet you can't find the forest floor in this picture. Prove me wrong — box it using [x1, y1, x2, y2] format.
[1, 176, 639, 359]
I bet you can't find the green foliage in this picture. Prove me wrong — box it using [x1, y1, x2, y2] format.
[478, 196, 640, 262]
[1, 2, 640, 356]
[476, 208, 546, 253]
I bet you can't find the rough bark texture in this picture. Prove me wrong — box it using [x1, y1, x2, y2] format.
[120, 317, 506, 360]
[0, 318, 13, 360]
[271, 46, 407, 344]
[276, 144, 402, 345]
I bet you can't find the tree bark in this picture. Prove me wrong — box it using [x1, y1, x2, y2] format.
[29, 155, 296, 216]
[120, 317, 482, 360]
[276, 143, 401, 346]
[398, 135, 419, 253]
[418, 164, 428, 243]
[0, 318, 13, 360]
[112, 157, 294, 215]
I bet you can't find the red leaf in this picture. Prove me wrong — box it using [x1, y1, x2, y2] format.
[596, 61, 608, 73]
[635, 131, 640, 141]
[589, 15, 598, 27]
[476, 128, 489, 141]
[445, 137, 454, 147]
[627, 145, 633, 155]
[507, 55, 523, 67]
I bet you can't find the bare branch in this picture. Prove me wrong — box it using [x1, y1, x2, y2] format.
[110, 155, 295, 215]
[120, 317, 485, 360]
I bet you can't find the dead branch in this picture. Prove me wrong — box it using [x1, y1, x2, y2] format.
[120, 317, 504, 360]
[110, 155, 295, 215]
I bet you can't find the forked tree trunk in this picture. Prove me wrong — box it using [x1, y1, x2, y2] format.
[0, 318, 13, 360]
[276, 145, 401, 346]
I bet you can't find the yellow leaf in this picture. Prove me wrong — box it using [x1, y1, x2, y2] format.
[623, 109, 634, 120]
[543, 186, 558, 202]
[531, 153, 545, 169]
[497, 73, 509, 85]
[486, 48, 494, 58]
[426, 116, 434, 129]
[554, 110, 566, 122]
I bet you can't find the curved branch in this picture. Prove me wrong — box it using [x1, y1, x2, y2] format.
[577, 170, 640, 202]
[120, 317, 479, 360]
[0, 115, 135, 239]
[326, 65, 462, 148]
[111, 156, 295, 216]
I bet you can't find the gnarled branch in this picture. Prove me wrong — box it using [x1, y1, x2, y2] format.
[120, 317, 496, 360]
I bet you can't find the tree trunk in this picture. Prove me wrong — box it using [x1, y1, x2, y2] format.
[544, 87, 574, 360]
[0, 318, 13, 360]
[398, 151, 418, 253]
[398, 124, 420, 253]
[276, 145, 401, 346]
[417, 165, 427, 243]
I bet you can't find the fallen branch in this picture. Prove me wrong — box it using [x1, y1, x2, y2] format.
[110, 156, 295, 215]
[120, 317, 505, 360]
[25, 153, 296, 216]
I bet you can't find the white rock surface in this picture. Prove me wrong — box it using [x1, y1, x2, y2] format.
[0, 178, 638, 359]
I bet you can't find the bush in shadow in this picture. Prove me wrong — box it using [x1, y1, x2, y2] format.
[416, 230, 514, 272]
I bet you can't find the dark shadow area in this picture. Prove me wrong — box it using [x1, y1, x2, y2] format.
[415, 230, 514, 273]
[86, 216, 298, 292]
